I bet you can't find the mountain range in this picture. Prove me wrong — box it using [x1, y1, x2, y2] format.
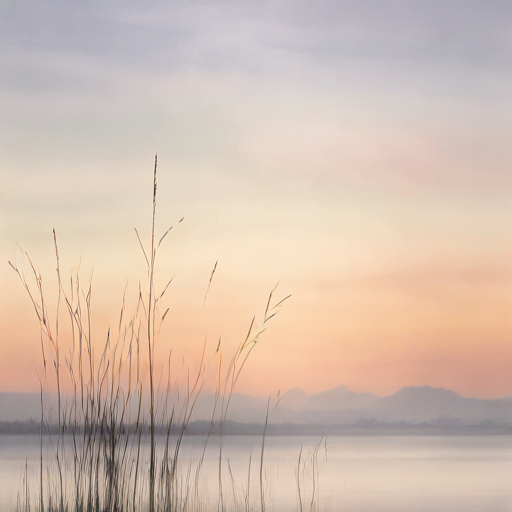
[191, 385, 512, 425]
[2, 385, 510, 426]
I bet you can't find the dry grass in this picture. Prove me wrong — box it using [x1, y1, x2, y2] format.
[9, 156, 299, 512]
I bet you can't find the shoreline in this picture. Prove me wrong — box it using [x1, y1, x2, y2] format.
[1, 420, 511, 436]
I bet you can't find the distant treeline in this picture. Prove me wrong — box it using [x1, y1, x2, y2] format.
[1, 418, 512, 436]
[188, 419, 512, 436]
[0, 420, 49, 435]
[0, 420, 196, 436]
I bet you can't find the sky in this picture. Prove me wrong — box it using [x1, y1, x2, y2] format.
[0, 0, 511, 399]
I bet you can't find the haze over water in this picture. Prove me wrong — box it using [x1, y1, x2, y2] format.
[0, 435, 511, 512]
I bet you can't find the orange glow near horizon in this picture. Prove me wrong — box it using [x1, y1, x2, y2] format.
[1, 2, 510, 402]
[1, 223, 511, 400]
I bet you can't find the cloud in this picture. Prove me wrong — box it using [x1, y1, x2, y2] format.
[241, 115, 512, 193]
[2, 1, 510, 77]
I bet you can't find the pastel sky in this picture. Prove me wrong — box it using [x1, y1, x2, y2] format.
[1, 0, 511, 399]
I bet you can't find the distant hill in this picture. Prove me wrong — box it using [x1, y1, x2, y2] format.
[278, 387, 308, 411]
[375, 386, 512, 424]
[304, 385, 379, 411]
[1, 385, 511, 426]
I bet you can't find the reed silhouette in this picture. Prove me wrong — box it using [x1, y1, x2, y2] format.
[9, 156, 310, 512]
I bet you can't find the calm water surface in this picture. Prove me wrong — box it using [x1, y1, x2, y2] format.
[0, 434, 511, 511]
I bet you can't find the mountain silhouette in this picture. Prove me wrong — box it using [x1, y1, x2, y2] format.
[1, 385, 511, 425]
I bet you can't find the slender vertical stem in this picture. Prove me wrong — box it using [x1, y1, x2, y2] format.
[296, 446, 303, 512]
[52, 231, 64, 512]
[260, 395, 271, 512]
[148, 154, 157, 512]
[40, 386, 44, 512]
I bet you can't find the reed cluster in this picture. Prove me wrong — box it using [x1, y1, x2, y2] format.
[10, 156, 301, 512]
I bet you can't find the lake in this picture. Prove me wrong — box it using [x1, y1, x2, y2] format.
[0, 434, 511, 511]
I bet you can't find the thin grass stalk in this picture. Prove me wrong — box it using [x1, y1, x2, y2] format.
[244, 452, 252, 512]
[38, 380, 45, 512]
[148, 154, 158, 512]
[259, 396, 271, 512]
[296, 445, 303, 512]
